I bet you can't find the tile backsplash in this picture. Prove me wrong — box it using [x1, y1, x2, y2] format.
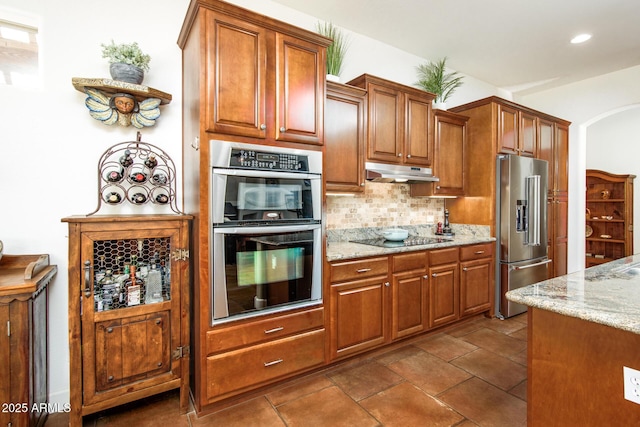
[325, 182, 445, 230]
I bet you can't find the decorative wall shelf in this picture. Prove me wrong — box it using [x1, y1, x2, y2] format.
[72, 77, 172, 128]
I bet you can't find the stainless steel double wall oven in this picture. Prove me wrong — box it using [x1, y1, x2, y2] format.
[210, 141, 323, 324]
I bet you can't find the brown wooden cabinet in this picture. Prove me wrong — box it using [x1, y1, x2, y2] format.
[62, 215, 191, 427]
[448, 97, 570, 278]
[328, 257, 388, 360]
[347, 74, 435, 167]
[325, 81, 367, 193]
[459, 243, 494, 317]
[411, 109, 468, 197]
[195, 4, 328, 145]
[0, 255, 56, 427]
[391, 252, 428, 339]
[428, 248, 460, 328]
[178, 0, 330, 415]
[585, 170, 635, 267]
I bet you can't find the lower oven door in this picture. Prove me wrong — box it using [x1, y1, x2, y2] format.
[211, 223, 322, 324]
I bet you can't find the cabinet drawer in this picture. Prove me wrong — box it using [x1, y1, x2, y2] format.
[460, 243, 494, 261]
[206, 329, 325, 399]
[429, 247, 459, 266]
[206, 308, 323, 354]
[330, 257, 388, 282]
[392, 251, 427, 273]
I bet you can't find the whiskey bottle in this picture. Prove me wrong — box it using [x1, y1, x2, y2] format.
[144, 154, 158, 169]
[123, 264, 143, 306]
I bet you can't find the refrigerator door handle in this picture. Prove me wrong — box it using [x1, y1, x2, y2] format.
[510, 258, 552, 271]
[527, 175, 541, 246]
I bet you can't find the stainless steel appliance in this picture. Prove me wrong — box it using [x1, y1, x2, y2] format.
[210, 141, 322, 324]
[365, 161, 439, 183]
[496, 154, 551, 318]
[351, 236, 453, 248]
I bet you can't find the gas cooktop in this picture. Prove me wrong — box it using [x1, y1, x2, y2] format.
[351, 236, 453, 248]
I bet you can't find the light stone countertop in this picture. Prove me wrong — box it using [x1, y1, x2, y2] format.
[506, 254, 640, 335]
[326, 224, 495, 262]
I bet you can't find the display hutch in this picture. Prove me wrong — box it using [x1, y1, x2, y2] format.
[0, 254, 56, 427]
[585, 170, 635, 267]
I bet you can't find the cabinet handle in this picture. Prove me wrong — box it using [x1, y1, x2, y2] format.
[83, 260, 92, 298]
[474, 250, 485, 254]
[280, 127, 286, 132]
[423, 275, 429, 279]
[361, 182, 365, 186]
[264, 326, 284, 334]
[432, 273, 437, 277]
[407, 154, 412, 158]
[462, 267, 468, 271]
[155, 319, 162, 325]
[385, 282, 390, 287]
[397, 153, 402, 157]
[436, 185, 441, 190]
[157, 362, 163, 367]
[264, 359, 283, 367]
[260, 124, 266, 130]
[356, 268, 371, 273]
[108, 375, 114, 382]
[106, 327, 113, 333]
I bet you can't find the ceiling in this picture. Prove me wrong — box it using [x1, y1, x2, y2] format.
[271, 0, 640, 96]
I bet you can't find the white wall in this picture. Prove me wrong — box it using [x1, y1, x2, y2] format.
[519, 65, 640, 273]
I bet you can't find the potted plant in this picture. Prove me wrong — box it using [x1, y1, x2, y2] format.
[101, 40, 151, 85]
[415, 57, 464, 109]
[316, 22, 349, 82]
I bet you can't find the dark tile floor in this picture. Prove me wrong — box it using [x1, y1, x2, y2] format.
[47, 313, 528, 426]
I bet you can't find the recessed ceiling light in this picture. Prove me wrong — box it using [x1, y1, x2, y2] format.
[571, 34, 592, 44]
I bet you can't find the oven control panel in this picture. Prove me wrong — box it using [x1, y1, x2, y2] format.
[230, 148, 309, 172]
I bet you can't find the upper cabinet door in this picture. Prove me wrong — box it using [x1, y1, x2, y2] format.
[519, 111, 538, 157]
[497, 104, 519, 155]
[205, 11, 267, 138]
[275, 34, 325, 145]
[366, 82, 403, 162]
[404, 93, 433, 167]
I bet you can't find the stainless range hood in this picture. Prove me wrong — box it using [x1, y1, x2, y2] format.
[365, 161, 439, 183]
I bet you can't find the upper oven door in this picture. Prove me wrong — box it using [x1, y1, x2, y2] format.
[212, 168, 321, 225]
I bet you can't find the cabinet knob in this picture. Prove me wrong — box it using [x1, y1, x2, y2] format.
[385, 282, 390, 287]
[280, 127, 286, 132]
[436, 185, 441, 190]
[157, 362, 163, 367]
[397, 153, 402, 157]
[407, 154, 412, 158]
[423, 275, 428, 279]
[108, 375, 114, 382]
[462, 267, 468, 271]
[361, 182, 365, 186]
[106, 327, 113, 333]
[432, 273, 437, 277]
[260, 124, 266, 130]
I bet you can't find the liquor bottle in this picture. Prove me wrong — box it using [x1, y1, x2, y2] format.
[144, 154, 158, 169]
[130, 170, 147, 183]
[105, 192, 122, 204]
[106, 167, 124, 183]
[123, 264, 143, 306]
[155, 193, 169, 204]
[98, 269, 117, 311]
[119, 149, 133, 168]
[145, 253, 163, 304]
[131, 193, 147, 204]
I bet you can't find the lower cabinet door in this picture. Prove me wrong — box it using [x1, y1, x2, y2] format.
[94, 311, 171, 391]
[206, 329, 325, 400]
[392, 271, 427, 339]
[428, 263, 459, 328]
[460, 258, 493, 316]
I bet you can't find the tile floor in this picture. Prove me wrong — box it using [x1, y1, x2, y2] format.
[46, 313, 528, 427]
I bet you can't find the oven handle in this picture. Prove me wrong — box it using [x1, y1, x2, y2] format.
[212, 168, 320, 181]
[213, 223, 321, 235]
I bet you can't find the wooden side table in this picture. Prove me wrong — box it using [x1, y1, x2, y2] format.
[0, 254, 57, 427]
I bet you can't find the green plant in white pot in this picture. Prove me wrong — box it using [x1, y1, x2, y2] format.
[415, 57, 464, 109]
[316, 22, 349, 82]
[101, 40, 151, 85]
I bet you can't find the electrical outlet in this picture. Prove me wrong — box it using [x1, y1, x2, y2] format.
[623, 366, 640, 405]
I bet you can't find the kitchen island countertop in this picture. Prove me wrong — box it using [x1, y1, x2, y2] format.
[506, 254, 640, 335]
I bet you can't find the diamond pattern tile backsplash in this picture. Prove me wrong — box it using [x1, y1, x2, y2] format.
[325, 182, 445, 230]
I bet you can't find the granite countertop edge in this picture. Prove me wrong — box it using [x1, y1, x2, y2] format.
[506, 254, 640, 335]
[326, 224, 495, 262]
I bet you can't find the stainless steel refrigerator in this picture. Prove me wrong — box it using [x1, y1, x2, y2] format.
[496, 154, 551, 318]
